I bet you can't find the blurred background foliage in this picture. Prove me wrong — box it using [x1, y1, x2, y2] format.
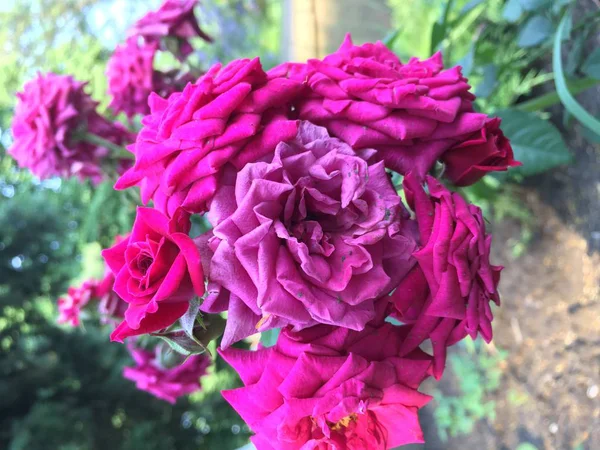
[0, 0, 598, 449]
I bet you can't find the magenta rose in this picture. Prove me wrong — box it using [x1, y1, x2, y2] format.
[107, 39, 158, 118]
[124, 345, 210, 403]
[441, 117, 520, 186]
[220, 307, 433, 449]
[127, 0, 212, 59]
[57, 281, 97, 327]
[390, 173, 502, 378]
[200, 122, 418, 347]
[102, 208, 205, 342]
[295, 35, 517, 183]
[115, 58, 303, 216]
[9, 73, 131, 182]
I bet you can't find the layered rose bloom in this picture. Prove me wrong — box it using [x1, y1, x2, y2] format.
[441, 117, 519, 186]
[9, 73, 130, 182]
[124, 345, 210, 403]
[295, 35, 517, 184]
[220, 306, 433, 449]
[57, 281, 97, 327]
[127, 0, 212, 59]
[115, 58, 303, 216]
[391, 173, 502, 378]
[200, 122, 418, 347]
[107, 39, 158, 118]
[102, 208, 204, 342]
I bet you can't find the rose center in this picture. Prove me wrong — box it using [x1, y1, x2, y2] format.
[328, 413, 358, 432]
[137, 252, 153, 275]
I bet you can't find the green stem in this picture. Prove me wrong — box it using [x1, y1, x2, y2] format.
[515, 77, 600, 112]
[552, 14, 600, 132]
[80, 132, 133, 160]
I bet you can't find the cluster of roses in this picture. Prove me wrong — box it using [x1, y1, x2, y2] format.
[105, 34, 516, 448]
[8, 0, 519, 447]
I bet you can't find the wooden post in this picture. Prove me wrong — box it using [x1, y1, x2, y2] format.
[281, 0, 392, 62]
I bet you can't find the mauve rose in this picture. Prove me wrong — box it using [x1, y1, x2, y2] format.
[115, 58, 303, 216]
[9, 73, 131, 182]
[107, 39, 158, 118]
[102, 208, 204, 342]
[57, 281, 97, 327]
[127, 0, 212, 59]
[295, 35, 517, 183]
[441, 118, 520, 186]
[200, 122, 418, 347]
[124, 345, 210, 403]
[220, 306, 433, 449]
[391, 173, 501, 378]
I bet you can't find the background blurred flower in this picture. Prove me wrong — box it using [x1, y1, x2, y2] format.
[57, 280, 97, 327]
[124, 345, 210, 403]
[127, 0, 212, 59]
[107, 39, 158, 118]
[9, 73, 130, 182]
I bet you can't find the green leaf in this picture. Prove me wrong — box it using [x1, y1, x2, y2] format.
[430, 21, 446, 53]
[565, 33, 585, 76]
[179, 297, 201, 339]
[156, 334, 205, 357]
[582, 47, 600, 79]
[519, 0, 551, 11]
[496, 109, 572, 176]
[383, 29, 401, 48]
[475, 64, 497, 98]
[430, 0, 455, 54]
[554, 14, 600, 133]
[260, 328, 280, 348]
[503, 0, 524, 22]
[516, 444, 539, 450]
[458, 45, 475, 77]
[517, 15, 553, 47]
[460, 0, 485, 14]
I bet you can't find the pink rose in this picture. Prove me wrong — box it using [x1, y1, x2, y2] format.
[220, 307, 433, 449]
[441, 118, 520, 186]
[124, 345, 210, 403]
[391, 173, 502, 378]
[127, 0, 212, 59]
[57, 280, 97, 327]
[295, 35, 516, 183]
[200, 122, 418, 347]
[107, 39, 158, 118]
[102, 208, 205, 342]
[115, 58, 303, 216]
[9, 73, 131, 182]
